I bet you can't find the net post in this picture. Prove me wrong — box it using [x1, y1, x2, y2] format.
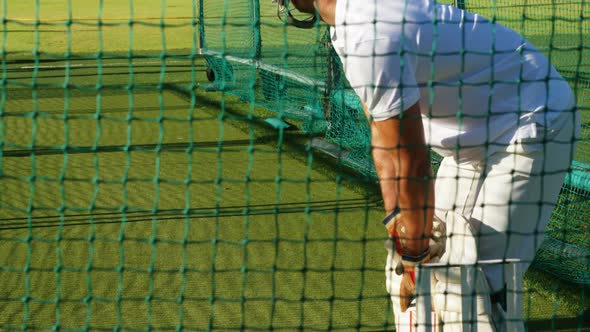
[323, 30, 335, 120]
[251, 0, 262, 59]
[198, 0, 205, 52]
[416, 265, 432, 332]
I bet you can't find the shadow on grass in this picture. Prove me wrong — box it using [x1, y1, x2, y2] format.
[0, 197, 378, 231]
[2, 138, 276, 157]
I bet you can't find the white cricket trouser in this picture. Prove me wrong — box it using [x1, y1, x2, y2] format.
[434, 108, 581, 292]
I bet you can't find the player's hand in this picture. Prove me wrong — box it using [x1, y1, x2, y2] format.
[383, 209, 433, 312]
[399, 264, 416, 311]
[395, 254, 431, 312]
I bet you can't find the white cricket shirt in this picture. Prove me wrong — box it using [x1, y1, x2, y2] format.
[330, 0, 575, 162]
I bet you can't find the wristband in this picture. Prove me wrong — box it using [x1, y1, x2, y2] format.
[382, 207, 401, 226]
[395, 247, 431, 277]
[382, 207, 401, 238]
[401, 247, 431, 267]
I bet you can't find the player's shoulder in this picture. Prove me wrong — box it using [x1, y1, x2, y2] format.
[336, 0, 432, 24]
[334, 0, 428, 47]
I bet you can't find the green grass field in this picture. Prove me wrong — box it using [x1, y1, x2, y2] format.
[0, 54, 395, 330]
[0, 0, 589, 331]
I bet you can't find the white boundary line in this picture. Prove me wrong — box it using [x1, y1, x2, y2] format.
[19, 60, 190, 70]
[200, 48, 327, 91]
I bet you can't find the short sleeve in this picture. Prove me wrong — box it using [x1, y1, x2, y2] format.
[340, 38, 420, 121]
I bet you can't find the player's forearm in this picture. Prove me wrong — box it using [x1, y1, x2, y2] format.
[368, 102, 434, 255]
[372, 148, 399, 215]
[397, 147, 434, 255]
[374, 144, 433, 254]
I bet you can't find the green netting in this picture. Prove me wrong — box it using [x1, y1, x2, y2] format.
[0, 0, 589, 331]
[201, 0, 331, 132]
[201, 0, 590, 286]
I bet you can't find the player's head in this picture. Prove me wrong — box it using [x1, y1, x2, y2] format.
[273, 0, 318, 29]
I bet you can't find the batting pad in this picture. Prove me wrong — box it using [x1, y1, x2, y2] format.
[396, 309, 440, 332]
[416, 260, 525, 332]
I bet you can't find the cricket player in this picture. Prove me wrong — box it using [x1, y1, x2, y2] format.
[274, 0, 581, 330]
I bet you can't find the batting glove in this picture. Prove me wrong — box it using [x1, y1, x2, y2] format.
[383, 208, 432, 312]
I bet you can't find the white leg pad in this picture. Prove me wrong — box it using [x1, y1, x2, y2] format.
[437, 310, 496, 332]
[440, 212, 478, 266]
[385, 241, 404, 315]
[386, 215, 448, 331]
[432, 267, 497, 331]
[386, 241, 442, 331]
